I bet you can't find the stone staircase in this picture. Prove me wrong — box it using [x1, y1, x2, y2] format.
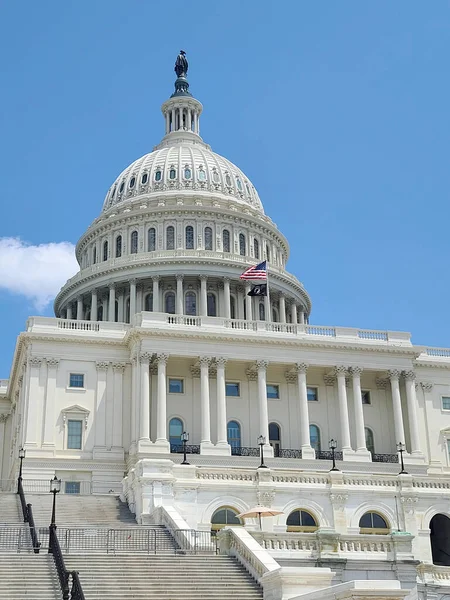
[0, 493, 22, 524]
[0, 550, 62, 599]
[65, 554, 263, 599]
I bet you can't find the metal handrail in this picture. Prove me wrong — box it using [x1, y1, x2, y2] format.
[49, 525, 86, 600]
[70, 571, 86, 600]
[26, 503, 40, 554]
[17, 479, 28, 523]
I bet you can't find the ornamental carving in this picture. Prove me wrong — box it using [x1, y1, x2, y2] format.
[295, 363, 308, 375]
[400, 496, 418, 514]
[139, 352, 153, 364]
[199, 356, 212, 368]
[45, 358, 60, 367]
[334, 366, 348, 377]
[246, 369, 258, 382]
[350, 366, 363, 377]
[420, 382, 433, 392]
[149, 363, 158, 375]
[284, 371, 297, 384]
[256, 490, 275, 507]
[323, 375, 336, 387]
[156, 353, 169, 365]
[388, 369, 401, 380]
[330, 493, 349, 511]
[29, 357, 42, 367]
[403, 370, 416, 381]
[112, 363, 126, 373]
[215, 357, 227, 368]
[96, 361, 110, 371]
[255, 360, 269, 371]
[190, 365, 201, 378]
[375, 378, 388, 390]
[0, 414, 8, 423]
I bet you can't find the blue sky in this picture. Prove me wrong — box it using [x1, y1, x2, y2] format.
[0, 1, 449, 376]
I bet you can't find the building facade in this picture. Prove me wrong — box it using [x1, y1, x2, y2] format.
[1, 58, 450, 599]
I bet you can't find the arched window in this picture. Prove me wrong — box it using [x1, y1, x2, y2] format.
[259, 302, 265, 321]
[185, 226, 194, 249]
[223, 229, 230, 253]
[225, 174, 232, 186]
[93, 246, 97, 264]
[145, 293, 153, 312]
[155, 169, 162, 182]
[236, 177, 243, 190]
[115, 235, 122, 258]
[185, 291, 197, 316]
[211, 507, 241, 533]
[169, 168, 176, 179]
[129, 176, 136, 189]
[169, 417, 184, 450]
[309, 424, 321, 453]
[207, 293, 217, 317]
[286, 510, 318, 533]
[239, 233, 246, 256]
[227, 421, 241, 452]
[184, 167, 191, 179]
[269, 422, 281, 457]
[204, 227, 213, 250]
[97, 305, 103, 322]
[430, 514, 450, 566]
[141, 173, 148, 184]
[130, 231, 138, 254]
[365, 427, 375, 455]
[212, 170, 220, 183]
[230, 296, 236, 319]
[103, 240, 108, 262]
[166, 226, 175, 250]
[359, 512, 390, 535]
[253, 238, 260, 260]
[165, 292, 175, 314]
[119, 181, 125, 193]
[148, 228, 156, 252]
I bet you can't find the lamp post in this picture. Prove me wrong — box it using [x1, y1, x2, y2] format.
[329, 439, 339, 472]
[49, 476, 61, 527]
[181, 431, 190, 465]
[397, 442, 408, 475]
[17, 447, 26, 494]
[258, 435, 267, 469]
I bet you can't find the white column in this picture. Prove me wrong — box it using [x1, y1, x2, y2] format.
[200, 357, 213, 450]
[130, 357, 138, 450]
[152, 276, 160, 312]
[245, 283, 252, 320]
[404, 370, 421, 455]
[200, 276, 207, 316]
[171, 108, 175, 131]
[187, 109, 192, 130]
[136, 284, 143, 314]
[335, 366, 352, 451]
[389, 370, 405, 446]
[91, 289, 98, 321]
[108, 284, 115, 322]
[291, 303, 297, 324]
[25, 357, 42, 447]
[66, 304, 72, 319]
[223, 278, 231, 319]
[138, 353, 152, 447]
[129, 279, 137, 322]
[216, 357, 230, 449]
[165, 112, 170, 134]
[299, 310, 305, 324]
[176, 275, 184, 315]
[351, 366, 369, 456]
[296, 363, 313, 457]
[43, 358, 59, 446]
[279, 295, 286, 323]
[155, 353, 169, 448]
[94, 361, 109, 450]
[264, 294, 270, 321]
[117, 289, 124, 322]
[76, 296, 83, 320]
[237, 286, 245, 319]
[112, 363, 125, 449]
[256, 360, 271, 452]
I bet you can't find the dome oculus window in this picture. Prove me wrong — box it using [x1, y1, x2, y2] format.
[155, 170, 162, 182]
[198, 169, 206, 181]
[236, 177, 243, 190]
[141, 173, 148, 184]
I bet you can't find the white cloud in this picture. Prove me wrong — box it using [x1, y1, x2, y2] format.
[0, 237, 78, 311]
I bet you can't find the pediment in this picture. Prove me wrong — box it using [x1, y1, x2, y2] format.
[62, 404, 89, 415]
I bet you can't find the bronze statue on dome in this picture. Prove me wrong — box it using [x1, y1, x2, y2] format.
[174, 50, 188, 78]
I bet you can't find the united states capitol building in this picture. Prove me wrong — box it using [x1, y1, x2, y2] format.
[1, 54, 450, 600]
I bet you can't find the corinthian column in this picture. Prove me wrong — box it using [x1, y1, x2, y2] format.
[199, 357, 213, 452]
[138, 353, 152, 450]
[296, 363, 314, 458]
[154, 354, 170, 451]
[108, 284, 115, 322]
[351, 367, 370, 460]
[256, 360, 271, 454]
[91, 289, 98, 321]
[389, 369, 405, 447]
[404, 370, 422, 456]
[176, 274, 184, 315]
[215, 357, 231, 453]
[152, 276, 160, 312]
[335, 366, 352, 453]
[200, 276, 207, 316]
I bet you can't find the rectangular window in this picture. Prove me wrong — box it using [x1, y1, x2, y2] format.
[65, 481, 81, 495]
[442, 397, 450, 410]
[307, 386, 318, 402]
[226, 382, 240, 397]
[267, 384, 280, 399]
[362, 390, 371, 405]
[67, 420, 83, 450]
[168, 378, 184, 394]
[69, 373, 84, 388]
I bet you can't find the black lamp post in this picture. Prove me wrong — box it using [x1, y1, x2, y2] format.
[397, 442, 408, 475]
[258, 435, 267, 468]
[49, 476, 61, 527]
[329, 439, 339, 471]
[17, 447, 26, 494]
[181, 431, 190, 465]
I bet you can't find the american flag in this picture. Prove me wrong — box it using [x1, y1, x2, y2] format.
[239, 261, 267, 281]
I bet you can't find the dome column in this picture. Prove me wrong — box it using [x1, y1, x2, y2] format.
[108, 284, 116, 322]
[66, 304, 72, 320]
[152, 276, 160, 312]
[91, 289, 98, 322]
[279, 294, 286, 323]
[199, 276, 207, 316]
[130, 279, 137, 322]
[76, 296, 83, 320]
[117, 288, 124, 322]
[291, 303, 298, 325]
[223, 278, 231, 319]
[244, 283, 252, 321]
[176, 275, 184, 315]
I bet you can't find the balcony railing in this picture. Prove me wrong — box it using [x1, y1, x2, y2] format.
[372, 454, 398, 463]
[231, 447, 260, 457]
[277, 449, 302, 459]
[170, 444, 201, 454]
[316, 451, 343, 461]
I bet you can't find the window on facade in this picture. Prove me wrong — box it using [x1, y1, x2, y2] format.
[148, 228, 156, 252]
[442, 397, 450, 410]
[239, 233, 246, 256]
[166, 226, 175, 250]
[130, 230, 138, 254]
[141, 173, 148, 184]
[119, 181, 125, 193]
[225, 174, 232, 186]
[198, 169, 206, 181]
[212, 170, 220, 183]
[65, 481, 81, 494]
[115, 235, 122, 258]
[253, 239, 260, 260]
[185, 226, 194, 249]
[230, 296, 236, 319]
[67, 420, 83, 450]
[207, 293, 217, 317]
[365, 427, 375, 455]
[359, 512, 389, 534]
[155, 170, 162, 181]
[169, 379, 184, 394]
[169, 417, 183, 448]
[307, 387, 318, 402]
[272, 308, 278, 322]
[309, 424, 321, 452]
[259, 302, 265, 321]
[184, 167, 191, 179]
[69, 373, 84, 388]
[362, 390, 371, 405]
[93, 246, 97, 264]
[267, 384, 280, 399]
[286, 510, 318, 532]
[226, 382, 240, 397]
[204, 227, 213, 250]
[266, 244, 271, 263]
[236, 177, 243, 190]
[211, 507, 241, 532]
[145, 293, 153, 312]
[103, 241, 108, 262]
[185, 291, 197, 316]
[169, 168, 176, 180]
[129, 176, 136, 189]
[165, 292, 175, 314]
[98, 306, 103, 322]
[269, 422, 281, 457]
[227, 421, 241, 449]
[223, 229, 230, 253]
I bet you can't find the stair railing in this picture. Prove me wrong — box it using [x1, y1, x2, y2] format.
[49, 525, 86, 600]
[17, 477, 40, 553]
[70, 571, 86, 600]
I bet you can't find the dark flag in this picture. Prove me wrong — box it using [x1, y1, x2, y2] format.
[247, 284, 267, 297]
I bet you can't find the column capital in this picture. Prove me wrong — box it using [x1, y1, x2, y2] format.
[223, 276, 231, 283]
[156, 353, 169, 365]
[29, 357, 42, 367]
[215, 357, 228, 368]
[334, 365, 348, 377]
[96, 361, 110, 371]
[420, 381, 433, 392]
[139, 352, 152, 364]
[129, 278, 137, 286]
[236, 285, 244, 294]
[199, 356, 212, 367]
[176, 273, 184, 282]
[403, 370, 416, 381]
[199, 274, 208, 281]
[90, 287, 98, 295]
[284, 371, 297, 384]
[45, 358, 60, 367]
[255, 360, 268, 371]
[108, 283, 115, 291]
[76, 295, 83, 302]
[295, 362, 308, 374]
[388, 369, 401, 380]
[152, 274, 160, 282]
[350, 366, 363, 377]
[112, 362, 127, 373]
[246, 368, 258, 382]
[0, 413, 8, 423]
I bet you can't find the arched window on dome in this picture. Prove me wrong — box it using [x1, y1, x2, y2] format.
[130, 231, 138, 254]
[365, 427, 375, 456]
[223, 230, 230, 253]
[309, 424, 321, 453]
[185, 226, 194, 249]
[230, 296, 236, 319]
[115, 235, 122, 258]
[184, 167, 192, 179]
[225, 174, 232, 187]
[103, 240, 108, 262]
[287, 509, 318, 533]
[198, 169, 206, 181]
[93, 246, 97, 265]
[236, 176, 243, 191]
[155, 169, 162, 182]
[148, 228, 156, 252]
[166, 226, 175, 250]
[253, 239, 260, 260]
[119, 181, 125, 194]
[165, 292, 175, 314]
[141, 173, 148, 185]
[169, 168, 176, 180]
[207, 293, 217, 317]
[212, 170, 220, 184]
[185, 291, 197, 316]
[129, 176, 136, 189]
[204, 227, 213, 251]
[239, 233, 246, 256]
[145, 293, 153, 312]
[110, 186, 116, 200]
[259, 302, 265, 321]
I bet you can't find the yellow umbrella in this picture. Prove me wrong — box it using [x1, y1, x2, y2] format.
[237, 506, 284, 530]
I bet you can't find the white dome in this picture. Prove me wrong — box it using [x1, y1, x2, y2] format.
[102, 144, 264, 213]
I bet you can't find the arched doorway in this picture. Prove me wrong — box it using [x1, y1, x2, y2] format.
[430, 514, 450, 565]
[269, 422, 281, 457]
